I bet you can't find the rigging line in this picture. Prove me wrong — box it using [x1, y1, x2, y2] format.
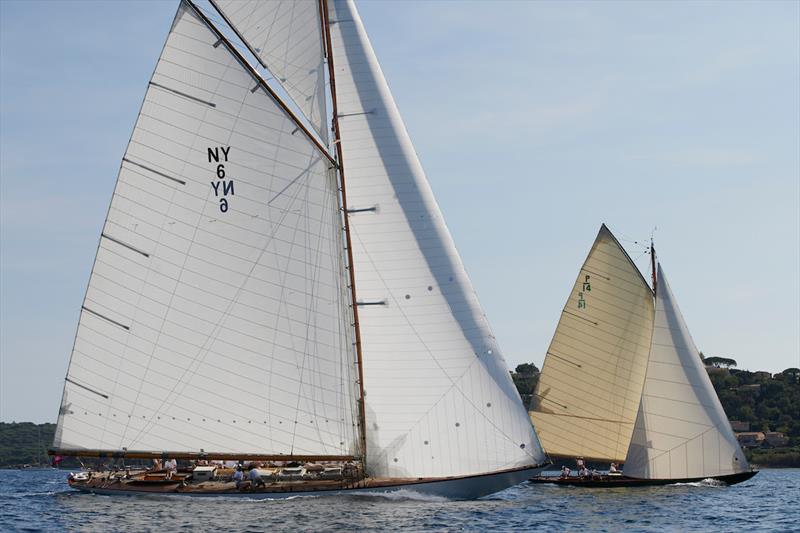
[119, 18, 239, 444]
[203, 0, 334, 162]
[122, 35, 282, 446]
[77, 313, 351, 402]
[130, 146, 316, 445]
[267, 157, 321, 205]
[350, 229, 536, 461]
[288, 154, 322, 455]
[263, 126, 317, 456]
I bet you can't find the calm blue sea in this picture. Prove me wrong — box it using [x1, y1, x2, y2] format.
[0, 468, 796, 532]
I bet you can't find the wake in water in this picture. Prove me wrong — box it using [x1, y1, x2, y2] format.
[672, 478, 726, 487]
[343, 489, 452, 503]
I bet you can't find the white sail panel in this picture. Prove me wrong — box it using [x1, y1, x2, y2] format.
[328, 0, 544, 478]
[624, 264, 749, 479]
[53, 2, 358, 457]
[212, 0, 328, 143]
[529, 225, 655, 462]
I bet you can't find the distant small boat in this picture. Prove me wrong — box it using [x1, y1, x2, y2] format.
[529, 225, 757, 487]
[529, 471, 757, 488]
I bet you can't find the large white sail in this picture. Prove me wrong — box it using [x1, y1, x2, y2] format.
[327, 0, 544, 478]
[624, 264, 749, 479]
[530, 225, 655, 462]
[53, 1, 358, 457]
[211, 0, 328, 143]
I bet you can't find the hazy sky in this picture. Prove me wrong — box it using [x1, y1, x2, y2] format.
[1, 0, 798, 423]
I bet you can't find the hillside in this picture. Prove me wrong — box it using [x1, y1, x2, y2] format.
[0, 422, 57, 468]
[511, 362, 799, 467]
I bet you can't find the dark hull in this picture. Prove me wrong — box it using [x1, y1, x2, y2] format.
[529, 470, 758, 488]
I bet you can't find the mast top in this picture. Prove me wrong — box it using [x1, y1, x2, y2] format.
[650, 238, 657, 295]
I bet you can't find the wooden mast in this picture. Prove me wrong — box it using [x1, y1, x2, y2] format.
[319, 0, 369, 465]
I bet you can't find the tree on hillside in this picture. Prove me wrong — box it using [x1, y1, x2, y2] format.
[704, 356, 737, 368]
[780, 368, 800, 383]
[514, 363, 539, 376]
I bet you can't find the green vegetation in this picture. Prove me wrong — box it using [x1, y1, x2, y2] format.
[0, 422, 56, 468]
[709, 367, 800, 444]
[746, 447, 800, 468]
[510, 363, 539, 411]
[704, 356, 738, 369]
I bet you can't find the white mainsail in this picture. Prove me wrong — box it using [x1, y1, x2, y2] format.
[53, 1, 359, 457]
[624, 264, 749, 479]
[530, 225, 654, 462]
[210, 0, 329, 143]
[327, 0, 545, 478]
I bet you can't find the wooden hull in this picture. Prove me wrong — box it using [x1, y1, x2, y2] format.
[529, 470, 758, 488]
[67, 464, 546, 500]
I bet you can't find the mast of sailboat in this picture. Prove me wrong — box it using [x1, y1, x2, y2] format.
[319, 0, 368, 465]
[650, 238, 657, 295]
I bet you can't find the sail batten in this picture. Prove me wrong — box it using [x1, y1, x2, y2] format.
[530, 225, 655, 463]
[623, 264, 749, 479]
[53, 0, 359, 457]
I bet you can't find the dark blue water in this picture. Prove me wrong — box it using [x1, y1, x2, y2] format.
[0, 469, 795, 532]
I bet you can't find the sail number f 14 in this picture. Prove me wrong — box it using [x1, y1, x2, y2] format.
[209, 146, 234, 213]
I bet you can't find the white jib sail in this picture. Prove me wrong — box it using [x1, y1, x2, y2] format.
[53, 1, 359, 457]
[328, 0, 545, 478]
[530, 225, 655, 462]
[624, 264, 749, 479]
[211, 0, 328, 144]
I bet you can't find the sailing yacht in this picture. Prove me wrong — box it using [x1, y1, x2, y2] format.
[48, 0, 547, 499]
[529, 225, 757, 486]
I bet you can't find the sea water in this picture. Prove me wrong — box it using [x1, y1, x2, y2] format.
[0, 468, 796, 532]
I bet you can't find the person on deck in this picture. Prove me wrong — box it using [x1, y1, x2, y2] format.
[609, 462, 619, 474]
[248, 465, 266, 489]
[560, 466, 571, 479]
[164, 458, 177, 479]
[232, 466, 244, 489]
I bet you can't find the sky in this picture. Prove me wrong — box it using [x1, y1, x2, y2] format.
[1, 0, 798, 423]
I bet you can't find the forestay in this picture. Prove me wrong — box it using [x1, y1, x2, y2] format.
[211, 0, 328, 143]
[624, 264, 749, 479]
[53, 1, 359, 457]
[327, 0, 545, 478]
[530, 225, 655, 462]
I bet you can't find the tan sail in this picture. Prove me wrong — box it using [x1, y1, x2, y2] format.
[530, 224, 654, 462]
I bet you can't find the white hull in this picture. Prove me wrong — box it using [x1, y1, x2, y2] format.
[69, 465, 545, 500]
